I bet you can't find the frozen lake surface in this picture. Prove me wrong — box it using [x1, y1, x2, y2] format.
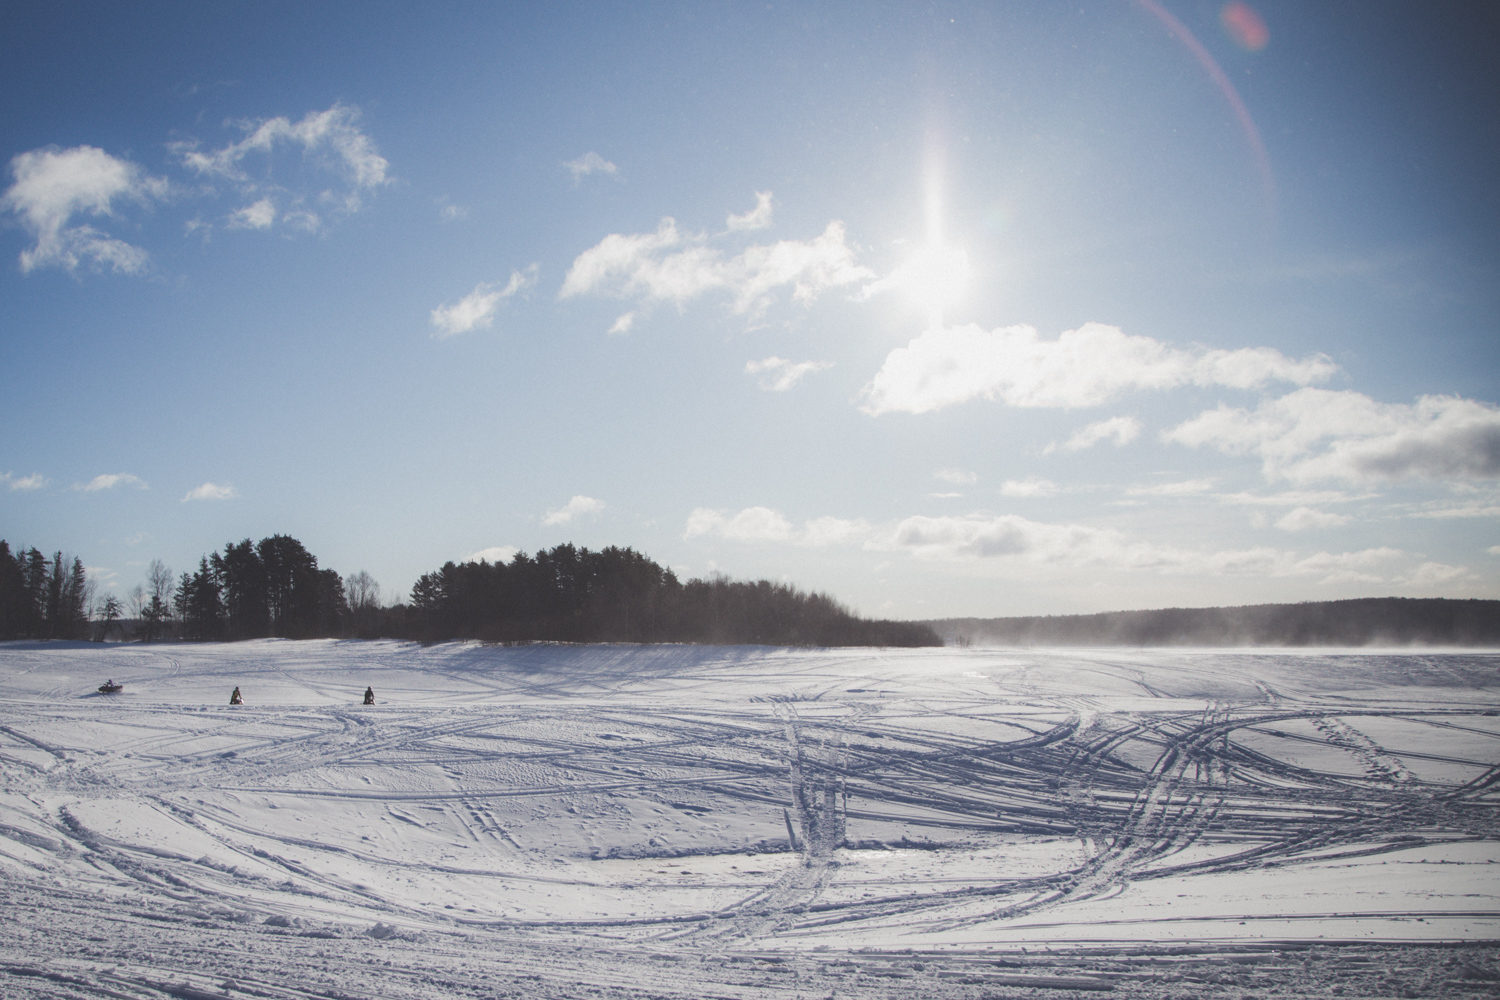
[1, 639, 1497, 998]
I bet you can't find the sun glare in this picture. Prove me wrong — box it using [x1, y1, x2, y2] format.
[888, 243, 972, 329]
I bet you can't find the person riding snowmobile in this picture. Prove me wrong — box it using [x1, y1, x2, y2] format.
[230, 686, 243, 705]
[363, 687, 375, 705]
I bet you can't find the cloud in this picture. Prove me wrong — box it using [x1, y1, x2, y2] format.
[1000, 477, 1061, 498]
[465, 545, 519, 564]
[860, 323, 1336, 415]
[1125, 479, 1216, 497]
[607, 312, 635, 336]
[173, 103, 386, 234]
[1275, 506, 1351, 531]
[438, 201, 468, 222]
[1402, 561, 1474, 587]
[178, 103, 388, 189]
[1, 472, 47, 492]
[1164, 388, 1500, 484]
[684, 500, 1446, 586]
[430, 265, 538, 338]
[726, 191, 773, 231]
[564, 152, 618, 183]
[879, 512, 1405, 583]
[3, 145, 167, 273]
[227, 197, 275, 230]
[78, 473, 146, 492]
[1215, 489, 1361, 507]
[542, 495, 605, 526]
[182, 482, 237, 502]
[560, 208, 874, 318]
[1407, 501, 1500, 519]
[744, 356, 833, 391]
[1048, 415, 1141, 454]
[1488, 546, 1500, 556]
[934, 468, 977, 485]
[684, 506, 870, 546]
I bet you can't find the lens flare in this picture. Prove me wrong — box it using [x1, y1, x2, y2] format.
[1221, 1, 1269, 52]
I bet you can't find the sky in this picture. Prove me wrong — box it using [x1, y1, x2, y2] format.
[2, 0, 1498, 620]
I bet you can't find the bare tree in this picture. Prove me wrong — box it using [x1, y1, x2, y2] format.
[344, 571, 381, 612]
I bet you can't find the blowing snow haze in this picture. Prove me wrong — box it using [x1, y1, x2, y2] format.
[2, 2, 1498, 619]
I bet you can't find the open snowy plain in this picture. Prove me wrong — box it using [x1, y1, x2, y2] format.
[0, 639, 1497, 998]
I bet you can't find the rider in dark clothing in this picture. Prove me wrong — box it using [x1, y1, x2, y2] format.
[230, 686, 243, 705]
[363, 687, 375, 705]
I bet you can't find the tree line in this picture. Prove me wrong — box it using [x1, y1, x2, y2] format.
[0, 536, 939, 647]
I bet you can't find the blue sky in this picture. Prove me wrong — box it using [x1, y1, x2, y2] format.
[2, 0, 1497, 618]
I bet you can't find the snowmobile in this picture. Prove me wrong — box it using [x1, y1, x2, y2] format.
[230, 687, 243, 705]
[97, 680, 123, 694]
[363, 687, 375, 705]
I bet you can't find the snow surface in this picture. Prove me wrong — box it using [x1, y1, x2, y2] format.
[1, 639, 1498, 998]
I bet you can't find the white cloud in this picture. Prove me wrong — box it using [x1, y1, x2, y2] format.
[1407, 501, 1500, 519]
[929, 492, 964, 499]
[1487, 545, 1500, 556]
[465, 545, 519, 564]
[684, 506, 870, 547]
[607, 312, 635, 336]
[430, 265, 538, 338]
[1048, 415, 1141, 453]
[1125, 479, 1216, 497]
[879, 512, 1404, 583]
[182, 482, 237, 502]
[227, 197, 275, 230]
[860, 323, 1336, 415]
[542, 495, 605, 527]
[560, 209, 874, 318]
[1000, 477, 1060, 498]
[564, 152, 618, 184]
[1165, 388, 1500, 484]
[934, 468, 977, 485]
[1402, 561, 1474, 587]
[1275, 506, 1351, 531]
[78, 473, 146, 492]
[744, 356, 833, 391]
[726, 191, 773, 231]
[177, 103, 388, 190]
[1, 472, 47, 492]
[1215, 489, 1362, 507]
[439, 202, 468, 222]
[3, 145, 167, 274]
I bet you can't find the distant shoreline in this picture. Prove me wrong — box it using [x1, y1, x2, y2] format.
[920, 597, 1500, 648]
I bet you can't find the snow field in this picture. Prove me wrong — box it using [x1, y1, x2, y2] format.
[0, 638, 1498, 998]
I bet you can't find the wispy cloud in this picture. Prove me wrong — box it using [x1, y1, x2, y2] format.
[1125, 479, 1216, 497]
[1000, 477, 1061, 498]
[726, 191, 773, 231]
[560, 204, 874, 320]
[563, 152, 617, 184]
[880, 512, 1403, 583]
[2, 145, 167, 274]
[178, 103, 388, 189]
[227, 197, 275, 230]
[1275, 506, 1351, 531]
[78, 473, 147, 492]
[744, 356, 833, 391]
[174, 103, 388, 234]
[430, 265, 538, 338]
[1165, 388, 1500, 484]
[861, 323, 1336, 415]
[934, 468, 977, 486]
[464, 545, 519, 564]
[1, 471, 47, 492]
[183, 482, 237, 502]
[542, 495, 605, 526]
[685, 506, 869, 546]
[1047, 415, 1141, 454]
